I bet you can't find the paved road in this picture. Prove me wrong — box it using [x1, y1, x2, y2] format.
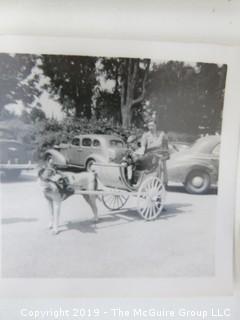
[1, 171, 216, 278]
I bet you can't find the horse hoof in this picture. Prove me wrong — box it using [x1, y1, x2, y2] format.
[48, 224, 53, 229]
[52, 229, 59, 235]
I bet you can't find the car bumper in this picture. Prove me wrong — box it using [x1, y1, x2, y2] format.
[0, 162, 37, 170]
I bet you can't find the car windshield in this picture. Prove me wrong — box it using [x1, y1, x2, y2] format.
[109, 140, 124, 148]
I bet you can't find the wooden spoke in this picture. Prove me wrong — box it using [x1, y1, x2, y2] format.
[137, 176, 166, 220]
[102, 194, 129, 210]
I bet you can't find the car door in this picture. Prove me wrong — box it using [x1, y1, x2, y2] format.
[68, 137, 83, 166]
[80, 137, 93, 167]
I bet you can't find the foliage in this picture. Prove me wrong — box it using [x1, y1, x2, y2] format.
[95, 90, 121, 125]
[40, 54, 97, 118]
[146, 61, 227, 134]
[39, 55, 227, 134]
[0, 53, 41, 112]
[31, 117, 144, 159]
[41, 55, 150, 129]
[97, 57, 150, 128]
[20, 107, 46, 124]
[0, 107, 15, 120]
[0, 53, 227, 159]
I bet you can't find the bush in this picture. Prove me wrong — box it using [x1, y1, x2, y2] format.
[31, 117, 145, 160]
[12, 116, 198, 161]
[167, 131, 198, 143]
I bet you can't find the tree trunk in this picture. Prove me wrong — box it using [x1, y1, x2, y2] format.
[120, 58, 150, 129]
[121, 104, 131, 129]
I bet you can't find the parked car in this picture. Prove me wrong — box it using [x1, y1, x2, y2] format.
[45, 134, 127, 171]
[167, 135, 220, 194]
[0, 139, 37, 178]
[169, 141, 191, 154]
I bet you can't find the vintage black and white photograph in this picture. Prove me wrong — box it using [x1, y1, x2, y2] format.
[0, 50, 227, 280]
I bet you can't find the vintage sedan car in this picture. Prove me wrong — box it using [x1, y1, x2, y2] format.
[167, 135, 220, 194]
[45, 134, 127, 171]
[168, 141, 191, 154]
[0, 139, 37, 178]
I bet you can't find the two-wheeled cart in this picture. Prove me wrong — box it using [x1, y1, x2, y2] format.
[74, 152, 167, 221]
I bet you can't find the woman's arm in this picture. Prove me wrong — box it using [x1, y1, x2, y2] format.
[140, 132, 148, 154]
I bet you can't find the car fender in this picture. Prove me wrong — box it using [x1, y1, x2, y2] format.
[167, 159, 212, 184]
[183, 163, 213, 184]
[44, 149, 67, 167]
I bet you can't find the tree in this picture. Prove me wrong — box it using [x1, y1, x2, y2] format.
[98, 58, 150, 128]
[146, 61, 227, 135]
[120, 58, 150, 128]
[195, 63, 227, 134]
[41, 55, 97, 119]
[0, 53, 41, 113]
[95, 90, 121, 124]
[21, 107, 46, 124]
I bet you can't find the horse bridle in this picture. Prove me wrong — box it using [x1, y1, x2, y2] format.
[38, 167, 57, 182]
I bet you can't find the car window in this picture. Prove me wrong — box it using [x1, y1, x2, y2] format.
[72, 138, 80, 146]
[212, 143, 220, 156]
[110, 140, 124, 148]
[82, 138, 92, 147]
[93, 139, 101, 147]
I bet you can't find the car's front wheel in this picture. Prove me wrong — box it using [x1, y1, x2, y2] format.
[185, 169, 210, 194]
[86, 159, 96, 172]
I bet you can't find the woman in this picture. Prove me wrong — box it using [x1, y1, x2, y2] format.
[139, 119, 169, 186]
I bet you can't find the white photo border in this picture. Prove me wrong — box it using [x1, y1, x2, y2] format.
[0, 36, 239, 298]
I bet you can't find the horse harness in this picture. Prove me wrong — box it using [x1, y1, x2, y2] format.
[39, 168, 75, 200]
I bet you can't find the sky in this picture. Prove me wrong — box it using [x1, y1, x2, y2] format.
[5, 58, 65, 121]
[4, 56, 115, 121]
[5, 93, 64, 120]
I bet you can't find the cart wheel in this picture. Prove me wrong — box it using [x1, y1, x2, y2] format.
[137, 176, 165, 220]
[102, 194, 129, 210]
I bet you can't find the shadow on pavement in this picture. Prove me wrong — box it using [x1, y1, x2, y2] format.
[106, 209, 142, 221]
[166, 185, 218, 195]
[60, 209, 141, 234]
[1, 217, 38, 224]
[61, 220, 98, 234]
[160, 203, 192, 220]
[99, 202, 193, 224]
[62, 202, 192, 234]
[95, 209, 142, 230]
